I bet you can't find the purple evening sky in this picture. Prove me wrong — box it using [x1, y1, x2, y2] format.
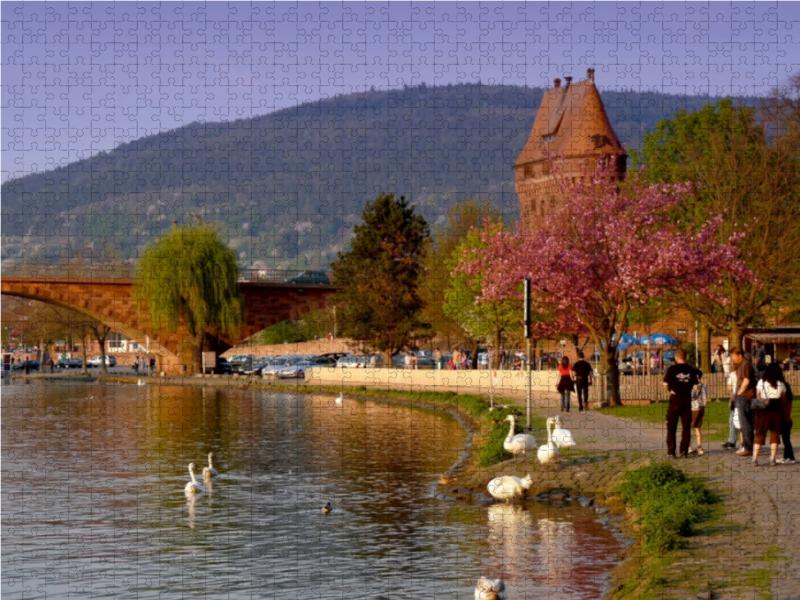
[2, 1, 799, 183]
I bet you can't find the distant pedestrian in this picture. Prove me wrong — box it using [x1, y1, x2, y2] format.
[24, 359, 30, 374]
[723, 368, 739, 450]
[499, 348, 507, 369]
[778, 372, 795, 465]
[452, 348, 461, 371]
[556, 357, 574, 413]
[434, 348, 443, 370]
[662, 349, 698, 459]
[404, 352, 413, 370]
[572, 352, 593, 412]
[752, 362, 787, 467]
[49, 358, 55, 373]
[689, 371, 709, 455]
[461, 350, 469, 370]
[731, 347, 757, 457]
[753, 342, 767, 378]
[711, 345, 727, 374]
[133, 356, 140, 374]
[411, 353, 418, 370]
[149, 356, 156, 375]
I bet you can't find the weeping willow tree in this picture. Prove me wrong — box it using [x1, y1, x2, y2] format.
[134, 224, 244, 373]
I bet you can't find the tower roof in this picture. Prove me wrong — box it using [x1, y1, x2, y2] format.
[514, 70, 625, 167]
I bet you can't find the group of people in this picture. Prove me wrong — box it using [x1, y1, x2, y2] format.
[663, 347, 794, 466]
[133, 355, 156, 375]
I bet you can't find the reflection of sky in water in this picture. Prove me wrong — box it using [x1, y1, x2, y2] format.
[2, 382, 624, 599]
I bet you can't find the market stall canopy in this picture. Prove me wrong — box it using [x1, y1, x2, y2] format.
[636, 333, 678, 346]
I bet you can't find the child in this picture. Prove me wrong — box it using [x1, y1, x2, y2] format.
[690, 371, 709, 455]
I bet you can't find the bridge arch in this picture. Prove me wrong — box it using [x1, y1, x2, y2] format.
[1, 276, 335, 373]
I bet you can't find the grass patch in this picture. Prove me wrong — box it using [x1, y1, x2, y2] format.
[600, 400, 735, 441]
[619, 463, 720, 553]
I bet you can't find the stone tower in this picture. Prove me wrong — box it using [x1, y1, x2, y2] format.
[514, 69, 627, 231]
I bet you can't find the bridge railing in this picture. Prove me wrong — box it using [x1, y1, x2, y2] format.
[2, 263, 332, 285]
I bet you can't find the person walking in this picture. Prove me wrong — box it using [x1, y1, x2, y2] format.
[150, 356, 156, 375]
[689, 371, 709, 455]
[572, 351, 593, 412]
[777, 370, 795, 465]
[411, 352, 419, 370]
[731, 347, 757, 457]
[711, 345, 726, 374]
[556, 356, 574, 413]
[434, 348, 443, 370]
[722, 368, 739, 450]
[404, 352, 413, 370]
[752, 362, 787, 467]
[451, 348, 461, 371]
[753, 341, 767, 378]
[133, 355, 140, 374]
[49, 358, 55, 373]
[662, 349, 699, 459]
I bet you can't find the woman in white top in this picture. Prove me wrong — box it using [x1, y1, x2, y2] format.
[752, 363, 787, 467]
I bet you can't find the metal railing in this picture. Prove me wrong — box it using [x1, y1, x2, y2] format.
[1, 263, 332, 285]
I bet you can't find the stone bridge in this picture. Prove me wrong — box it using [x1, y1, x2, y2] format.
[1, 275, 335, 372]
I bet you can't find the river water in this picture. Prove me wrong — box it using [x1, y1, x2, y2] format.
[2, 381, 624, 599]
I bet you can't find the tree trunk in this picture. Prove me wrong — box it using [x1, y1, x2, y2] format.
[605, 348, 623, 406]
[190, 333, 204, 375]
[699, 322, 712, 374]
[494, 330, 502, 369]
[729, 326, 745, 351]
[384, 350, 393, 367]
[470, 339, 479, 370]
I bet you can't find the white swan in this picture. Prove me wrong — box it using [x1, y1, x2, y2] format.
[487, 473, 534, 502]
[503, 415, 537, 456]
[137, 379, 146, 386]
[551, 416, 576, 449]
[537, 419, 559, 465]
[184, 463, 202, 495]
[202, 452, 219, 480]
[335, 393, 343, 405]
[475, 577, 508, 600]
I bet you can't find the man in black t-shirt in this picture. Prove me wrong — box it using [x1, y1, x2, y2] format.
[662, 349, 699, 458]
[572, 352, 593, 412]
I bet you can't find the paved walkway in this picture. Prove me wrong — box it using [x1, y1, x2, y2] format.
[557, 408, 800, 599]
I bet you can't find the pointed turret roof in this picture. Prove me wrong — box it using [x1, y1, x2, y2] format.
[514, 70, 625, 167]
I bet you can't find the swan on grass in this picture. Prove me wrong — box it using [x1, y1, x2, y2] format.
[551, 416, 576, 450]
[137, 379, 146, 386]
[487, 474, 533, 503]
[475, 577, 507, 600]
[335, 393, 343, 405]
[202, 452, 219, 480]
[537, 419, 559, 465]
[184, 463, 202, 495]
[503, 415, 537, 456]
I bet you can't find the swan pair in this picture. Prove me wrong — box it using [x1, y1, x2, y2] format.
[503, 414, 575, 460]
[538, 417, 577, 465]
[475, 577, 507, 600]
[184, 452, 220, 495]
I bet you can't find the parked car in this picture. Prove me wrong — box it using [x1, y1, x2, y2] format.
[319, 352, 351, 362]
[56, 358, 84, 370]
[262, 356, 302, 377]
[243, 358, 271, 376]
[87, 355, 117, 367]
[276, 358, 325, 379]
[11, 359, 40, 371]
[284, 270, 331, 285]
[336, 355, 371, 368]
[216, 358, 233, 375]
[311, 355, 337, 367]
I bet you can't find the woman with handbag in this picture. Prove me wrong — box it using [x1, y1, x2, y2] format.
[751, 363, 787, 467]
[556, 356, 575, 413]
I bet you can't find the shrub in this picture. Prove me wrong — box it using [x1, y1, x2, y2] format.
[620, 463, 720, 553]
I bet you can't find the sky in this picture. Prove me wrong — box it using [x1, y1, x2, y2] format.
[3, 1, 799, 183]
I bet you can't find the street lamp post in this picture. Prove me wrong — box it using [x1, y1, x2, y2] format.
[523, 278, 532, 430]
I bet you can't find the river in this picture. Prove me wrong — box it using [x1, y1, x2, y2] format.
[1, 381, 624, 598]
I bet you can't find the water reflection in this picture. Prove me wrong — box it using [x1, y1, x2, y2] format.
[2, 381, 624, 599]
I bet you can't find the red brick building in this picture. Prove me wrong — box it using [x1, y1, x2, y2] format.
[514, 69, 627, 231]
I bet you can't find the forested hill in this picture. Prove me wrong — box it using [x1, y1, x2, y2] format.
[1, 83, 732, 268]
